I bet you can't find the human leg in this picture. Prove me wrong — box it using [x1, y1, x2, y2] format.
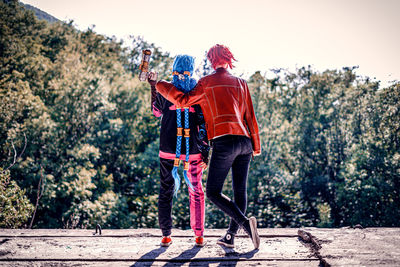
[187, 158, 205, 237]
[158, 158, 175, 237]
[217, 151, 252, 248]
[215, 136, 259, 249]
[227, 151, 252, 234]
[206, 137, 248, 227]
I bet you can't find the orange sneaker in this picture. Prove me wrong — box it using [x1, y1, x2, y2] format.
[195, 236, 206, 247]
[160, 236, 172, 247]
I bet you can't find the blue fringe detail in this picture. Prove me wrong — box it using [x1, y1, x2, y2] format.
[172, 166, 180, 197]
[183, 170, 194, 191]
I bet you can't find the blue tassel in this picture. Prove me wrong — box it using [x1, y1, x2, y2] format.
[172, 166, 180, 197]
[183, 170, 195, 191]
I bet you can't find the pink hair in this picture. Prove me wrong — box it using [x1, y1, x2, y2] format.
[207, 44, 236, 69]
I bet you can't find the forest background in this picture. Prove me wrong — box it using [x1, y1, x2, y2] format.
[1, 0, 399, 229]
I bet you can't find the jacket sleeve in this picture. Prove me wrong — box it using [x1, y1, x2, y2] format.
[152, 91, 165, 118]
[194, 105, 210, 164]
[243, 81, 261, 155]
[151, 84, 157, 111]
[155, 80, 206, 107]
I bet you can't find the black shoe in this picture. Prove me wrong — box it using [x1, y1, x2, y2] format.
[216, 232, 235, 248]
[243, 217, 260, 249]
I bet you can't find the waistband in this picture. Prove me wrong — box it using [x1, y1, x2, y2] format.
[159, 151, 202, 161]
[211, 134, 250, 145]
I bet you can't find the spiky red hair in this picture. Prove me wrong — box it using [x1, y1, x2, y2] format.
[207, 44, 236, 69]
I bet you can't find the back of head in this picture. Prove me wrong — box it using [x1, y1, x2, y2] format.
[207, 44, 236, 70]
[172, 55, 197, 93]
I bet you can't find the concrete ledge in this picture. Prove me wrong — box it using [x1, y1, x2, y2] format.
[0, 228, 399, 266]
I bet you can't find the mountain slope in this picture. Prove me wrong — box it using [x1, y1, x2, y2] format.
[21, 2, 59, 23]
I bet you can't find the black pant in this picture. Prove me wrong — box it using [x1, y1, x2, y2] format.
[206, 135, 253, 234]
[158, 158, 175, 236]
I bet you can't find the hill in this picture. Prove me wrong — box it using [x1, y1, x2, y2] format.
[21, 2, 59, 23]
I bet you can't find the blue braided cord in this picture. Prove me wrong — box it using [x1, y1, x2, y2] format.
[175, 108, 182, 158]
[184, 108, 190, 162]
[183, 108, 195, 191]
[172, 108, 183, 197]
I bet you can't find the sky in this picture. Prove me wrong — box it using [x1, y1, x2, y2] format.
[22, 0, 400, 85]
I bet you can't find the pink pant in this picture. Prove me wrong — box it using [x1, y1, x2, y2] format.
[187, 159, 205, 236]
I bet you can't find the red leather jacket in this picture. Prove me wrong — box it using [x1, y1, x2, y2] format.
[156, 68, 261, 154]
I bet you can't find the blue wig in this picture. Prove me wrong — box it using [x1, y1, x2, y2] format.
[172, 55, 197, 93]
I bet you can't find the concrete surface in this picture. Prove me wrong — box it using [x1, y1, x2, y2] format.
[0, 228, 399, 266]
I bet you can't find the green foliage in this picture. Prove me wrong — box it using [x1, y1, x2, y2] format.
[247, 67, 400, 227]
[1, 0, 399, 229]
[0, 169, 34, 228]
[334, 82, 400, 226]
[0, 1, 162, 229]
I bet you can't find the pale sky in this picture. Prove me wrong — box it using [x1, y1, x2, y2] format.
[22, 0, 400, 86]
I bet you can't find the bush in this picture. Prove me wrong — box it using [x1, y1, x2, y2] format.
[0, 168, 34, 228]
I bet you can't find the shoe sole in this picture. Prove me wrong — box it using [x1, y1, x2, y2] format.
[249, 217, 260, 249]
[216, 240, 234, 248]
[195, 241, 206, 247]
[160, 241, 172, 247]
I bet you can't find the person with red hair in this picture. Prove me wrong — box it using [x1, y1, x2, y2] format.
[151, 44, 261, 249]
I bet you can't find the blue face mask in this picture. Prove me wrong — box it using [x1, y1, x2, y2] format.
[172, 55, 197, 93]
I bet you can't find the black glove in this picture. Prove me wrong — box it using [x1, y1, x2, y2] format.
[201, 151, 209, 165]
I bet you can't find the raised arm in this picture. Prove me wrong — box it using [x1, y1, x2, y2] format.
[152, 91, 165, 118]
[149, 75, 165, 117]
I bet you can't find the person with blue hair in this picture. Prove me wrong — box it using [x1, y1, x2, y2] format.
[148, 55, 209, 247]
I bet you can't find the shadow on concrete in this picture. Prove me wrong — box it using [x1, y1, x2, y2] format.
[130, 246, 168, 267]
[216, 246, 259, 267]
[163, 245, 258, 267]
[130, 244, 258, 267]
[163, 245, 202, 266]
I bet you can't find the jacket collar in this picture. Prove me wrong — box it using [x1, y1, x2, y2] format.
[215, 67, 228, 74]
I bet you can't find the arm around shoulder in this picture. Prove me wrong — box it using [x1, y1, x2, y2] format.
[156, 80, 205, 107]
